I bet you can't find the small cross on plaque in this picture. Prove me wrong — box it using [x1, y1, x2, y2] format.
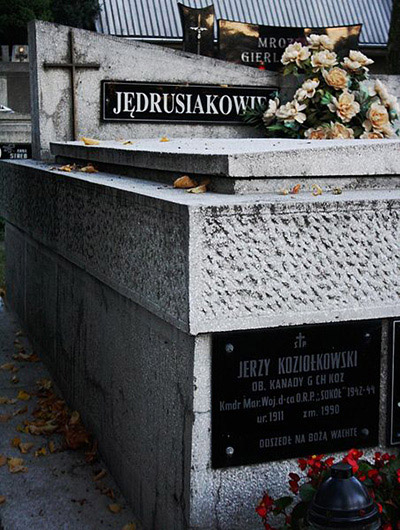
[190, 14, 208, 55]
[43, 29, 100, 140]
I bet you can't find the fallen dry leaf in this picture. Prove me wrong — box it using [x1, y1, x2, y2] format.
[36, 379, 52, 390]
[0, 414, 11, 423]
[81, 137, 100, 146]
[59, 164, 74, 172]
[13, 352, 39, 362]
[7, 457, 27, 473]
[69, 411, 80, 425]
[11, 437, 21, 448]
[290, 184, 301, 195]
[160, 136, 169, 142]
[93, 469, 107, 482]
[80, 164, 98, 174]
[280, 188, 289, 196]
[17, 390, 30, 401]
[35, 447, 47, 457]
[0, 363, 15, 371]
[0, 397, 17, 405]
[0, 496, 5, 505]
[122, 140, 133, 145]
[0, 455, 6, 467]
[11, 376, 19, 384]
[312, 184, 323, 196]
[186, 184, 207, 194]
[332, 186, 343, 195]
[28, 422, 58, 435]
[48, 441, 56, 453]
[122, 524, 136, 530]
[13, 406, 28, 416]
[19, 442, 34, 454]
[173, 175, 197, 189]
[108, 503, 123, 514]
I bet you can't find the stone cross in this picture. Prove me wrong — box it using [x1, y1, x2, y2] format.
[43, 29, 100, 140]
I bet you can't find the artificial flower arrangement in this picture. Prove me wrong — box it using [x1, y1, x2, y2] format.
[256, 449, 400, 530]
[244, 34, 400, 140]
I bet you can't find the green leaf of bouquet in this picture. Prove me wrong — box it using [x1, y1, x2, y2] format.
[275, 496, 294, 511]
[299, 483, 316, 502]
[321, 91, 333, 105]
[290, 501, 309, 529]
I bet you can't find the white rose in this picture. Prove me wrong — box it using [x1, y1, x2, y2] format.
[295, 78, 320, 101]
[281, 42, 311, 67]
[306, 34, 334, 51]
[262, 98, 279, 125]
[276, 100, 307, 123]
[311, 50, 338, 70]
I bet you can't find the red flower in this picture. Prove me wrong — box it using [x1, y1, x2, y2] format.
[343, 455, 359, 473]
[377, 503, 383, 513]
[325, 457, 335, 467]
[256, 493, 274, 519]
[289, 472, 300, 482]
[348, 448, 363, 460]
[358, 474, 366, 482]
[382, 524, 392, 530]
[298, 458, 307, 470]
[289, 480, 299, 494]
[256, 505, 267, 518]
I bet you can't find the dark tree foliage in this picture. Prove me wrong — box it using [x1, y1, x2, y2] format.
[51, 0, 100, 31]
[0, 0, 52, 45]
[388, 0, 400, 73]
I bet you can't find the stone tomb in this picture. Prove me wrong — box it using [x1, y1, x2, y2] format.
[1, 135, 400, 530]
[1, 19, 400, 530]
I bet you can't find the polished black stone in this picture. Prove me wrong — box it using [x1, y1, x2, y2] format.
[212, 320, 381, 468]
[389, 319, 400, 445]
[0, 143, 31, 160]
[178, 3, 215, 57]
[102, 81, 276, 124]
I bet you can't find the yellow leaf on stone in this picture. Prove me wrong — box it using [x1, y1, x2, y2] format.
[19, 442, 34, 454]
[0, 496, 6, 505]
[0, 363, 15, 371]
[81, 137, 100, 146]
[80, 164, 98, 174]
[160, 136, 169, 142]
[312, 184, 323, 196]
[8, 457, 27, 473]
[173, 176, 197, 189]
[93, 469, 107, 482]
[48, 441, 56, 453]
[332, 186, 343, 195]
[0, 455, 6, 467]
[17, 390, 30, 401]
[108, 503, 123, 514]
[290, 183, 301, 195]
[70, 411, 80, 425]
[280, 188, 289, 195]
[122, 524, 136, 530]
[186, 184, 207, 194]
[11, 437, 21, 448]
[34, 447, 47, 457]
[122, 140, 133, 145]
[59, 165, 73, 172]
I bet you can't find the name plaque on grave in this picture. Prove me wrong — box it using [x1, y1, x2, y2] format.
[212, 320, 381, 468]
[102, 81, 275, 124]
[0, 143, 31, 160]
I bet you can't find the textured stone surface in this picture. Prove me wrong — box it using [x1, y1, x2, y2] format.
[1, 160, 399, 336]
[51, 137, 400, 179]
[0, 114, 31, 143]
[189, 193, 400, 333]
[6, 227, 195, 530]
[29, 21, 277, 160]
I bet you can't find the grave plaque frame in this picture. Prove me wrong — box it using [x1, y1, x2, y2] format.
[389, 320, 400, 445]
[212, 320, 382, 468]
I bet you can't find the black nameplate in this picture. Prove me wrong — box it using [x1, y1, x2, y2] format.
[0, 143, 31, 160]
[212, 320, 381, 468]
[101, 81, 275, 124]
[389, 320, 400, 445]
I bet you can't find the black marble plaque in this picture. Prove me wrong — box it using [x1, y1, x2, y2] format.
[101, 81, 275, 124]
[389, 320, 400, 445]
[218, 20, 306, 71]
[0, 143, 31, 160]
[218, 21, 362, 71]
[212, 320, 381, 468]
[178, 3, 215, 57]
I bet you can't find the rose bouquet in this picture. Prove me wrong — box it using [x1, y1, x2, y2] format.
[244, 34, 400, 140]
[256, 449, 400, 530]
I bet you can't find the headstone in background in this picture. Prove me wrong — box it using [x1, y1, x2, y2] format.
[304, 24, 362, 57]
[218, 20, 305, 71]
[218, 21, 362, 70]
[178, 2, 215, 57]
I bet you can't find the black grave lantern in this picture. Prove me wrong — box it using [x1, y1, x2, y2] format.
[307, 462, 380, 529]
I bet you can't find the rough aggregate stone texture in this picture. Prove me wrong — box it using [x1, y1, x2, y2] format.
[5, 225, 195, 530]
[29, 20, 278, 160]
[0, 159, 399, 336]
[51, 137, 400, 179]
[0, 295, 138, 530]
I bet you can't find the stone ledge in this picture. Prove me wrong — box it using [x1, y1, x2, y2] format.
[51, 138, 400, 179]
